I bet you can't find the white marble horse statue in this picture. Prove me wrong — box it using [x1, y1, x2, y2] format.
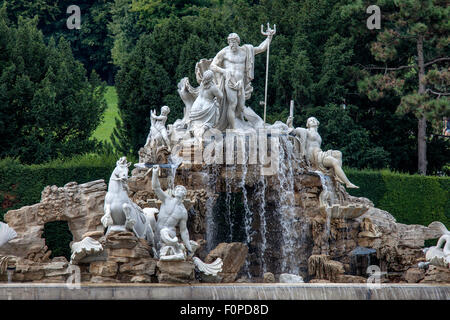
[101, 157, 156, 250]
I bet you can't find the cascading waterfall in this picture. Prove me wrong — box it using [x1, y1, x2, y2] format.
[224, 164, 235, 243]
[276, 135, 301, 274]
[203, 132, 312, 277]
[205, 164, 220, 252]
[315, 171, 337, 254]
[255, 167, 268, 274]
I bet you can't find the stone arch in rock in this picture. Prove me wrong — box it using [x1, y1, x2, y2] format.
[0, 180, 106, 262]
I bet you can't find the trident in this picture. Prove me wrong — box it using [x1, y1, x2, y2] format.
[260, 23, 276, 126]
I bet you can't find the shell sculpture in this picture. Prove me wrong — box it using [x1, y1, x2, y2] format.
[0, 222, 17, 247]
[193, 257, 224, 276]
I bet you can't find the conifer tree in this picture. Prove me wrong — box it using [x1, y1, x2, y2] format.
[356, 0, 449, 174]
[0, 7, 106, 163]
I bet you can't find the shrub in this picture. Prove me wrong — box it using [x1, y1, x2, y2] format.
[347, 168, 450, 228]
[0, 154, 117, 221]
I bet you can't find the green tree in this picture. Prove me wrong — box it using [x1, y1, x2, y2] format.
[1, 0, 115, 82]
[0, 9, 106, 163]
[354, 0, 450, 174]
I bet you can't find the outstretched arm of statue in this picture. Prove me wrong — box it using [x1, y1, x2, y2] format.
[179, 216, 193, 253]
[152, 166, 167, 201]
[254, 35, 272, 55]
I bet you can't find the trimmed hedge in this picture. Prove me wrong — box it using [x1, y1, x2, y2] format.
[0, 154, 118, 221]
[347, 168, 450, 229]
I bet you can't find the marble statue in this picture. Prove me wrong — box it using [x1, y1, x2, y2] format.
[101, 157, 156, 250]
[70, 237, 104, 264]
[150, 165, 223, 275]
[0, 222, 16, 248]
[141, 106, 172, 164]
[178, 30, 275, 131]
[188, 70, 223, 143]
[151, 165, 194, 260]
[425, 221, 450, 268]
[146, 106, 170, 149]
[289, 117, 358, 189]
[210, 32, 273, 130]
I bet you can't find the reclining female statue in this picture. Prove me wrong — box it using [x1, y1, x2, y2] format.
[289, 116, 358, 189]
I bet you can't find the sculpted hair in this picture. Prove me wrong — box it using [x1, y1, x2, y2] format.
[227, 33, 240, 44]
[306, 117, 319, 128]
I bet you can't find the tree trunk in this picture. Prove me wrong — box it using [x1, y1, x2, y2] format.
[417, 35, 427, 175]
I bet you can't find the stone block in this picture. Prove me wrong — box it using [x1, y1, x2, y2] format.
[405, 268, 425, 283]
[420, 265, 450, 284]
[89, 261, 118, 277]
[119, 259, 156, 276]
[157, 260, 195, 279]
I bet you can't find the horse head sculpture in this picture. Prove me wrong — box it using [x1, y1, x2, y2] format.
[101, 157, 156, 251]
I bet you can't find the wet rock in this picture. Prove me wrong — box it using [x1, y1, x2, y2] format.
[420, 265, 450, 284]
[205, 242, 248, 283]
[308, 255, 345, 282]
[405, 267, 425, 283]
[335, 275, 366, 283]
[263, 272, 275, 283]
[308, 279, 331, 283]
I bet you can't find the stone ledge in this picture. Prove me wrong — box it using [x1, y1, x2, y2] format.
[0, 283, 448, 300]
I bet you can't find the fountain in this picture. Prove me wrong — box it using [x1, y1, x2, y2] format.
[0, 26, 448, 300]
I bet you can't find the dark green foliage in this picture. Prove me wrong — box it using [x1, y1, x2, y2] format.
[1, 0, 116, 82]
[0, 154, 117, 221]
[42, 221, 72, 260]
[0, 9, 106, 164]
[296, 104, 391, 169]
[347, 168, 450, 228]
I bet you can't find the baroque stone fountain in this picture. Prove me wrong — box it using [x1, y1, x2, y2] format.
[0, 27, 449, 293]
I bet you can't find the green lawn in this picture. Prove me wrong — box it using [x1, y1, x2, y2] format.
[93, 86, 119, 143]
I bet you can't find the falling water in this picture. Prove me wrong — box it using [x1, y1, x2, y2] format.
[7, 268, 13, 283]
[205, 164, 220, 252]
[238, 160, 254, 278]
[276, 135, 300, 274]
[166, 154, 184, 195]
[315, 170, 336, 254]
[255, 168, 268, 273]
[224, 164, 234, 243]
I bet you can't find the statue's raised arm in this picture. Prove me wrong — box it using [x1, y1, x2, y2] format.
[254, 23, 276, 55]
[151, 166, 168, 201]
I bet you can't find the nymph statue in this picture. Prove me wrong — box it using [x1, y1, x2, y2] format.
[188, 70, 223, 143]
[290, 117, 359, 189]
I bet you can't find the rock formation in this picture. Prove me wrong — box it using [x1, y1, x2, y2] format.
[0, 180, 106, 262]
